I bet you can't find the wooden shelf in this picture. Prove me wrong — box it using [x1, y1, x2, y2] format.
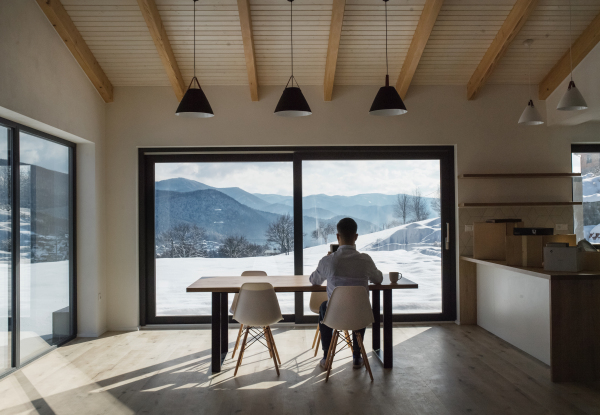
[459, 202, 582, 207]
[458, 173, 581, 179]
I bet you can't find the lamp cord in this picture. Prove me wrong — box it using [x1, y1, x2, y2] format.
[291, 0, 294, 85]
[528, 42, 532, 101]
[193, 0, 196, 78]
[568, 0, 573, 81]
[385, 0, 388, 77]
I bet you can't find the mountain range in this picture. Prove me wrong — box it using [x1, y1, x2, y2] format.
[155, 177, 435, 247]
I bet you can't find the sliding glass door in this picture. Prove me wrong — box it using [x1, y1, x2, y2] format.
[0, 118, 75, 377]
[140, 147, 455, 325]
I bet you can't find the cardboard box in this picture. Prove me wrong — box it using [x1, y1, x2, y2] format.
[580, 251, 600, 271]
[473, 222, 523, 260]
[543, 246, 582, 272]
[506, 234, 577, 268]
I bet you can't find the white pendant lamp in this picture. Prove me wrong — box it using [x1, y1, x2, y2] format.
[176, 0, 214, 118]
[274, 0, 311, 117]
[557, 0, 587, 111]
[369, 0, 407, 116]
[519, 39, 544, 125]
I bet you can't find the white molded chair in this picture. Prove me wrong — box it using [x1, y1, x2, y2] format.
[231, 271, 267, 359]
[309, 291, 353, 357]
[322, 286, 374, 382]
[232, 283, 283, 376]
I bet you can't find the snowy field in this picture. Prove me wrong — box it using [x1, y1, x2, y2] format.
[157, 218, 442, 316]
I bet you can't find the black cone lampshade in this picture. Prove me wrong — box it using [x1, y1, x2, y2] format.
[370, 75, 407, 116]
[369, 0, 407, 116]
[275, 86, 311, 117]
[176, 77, 214, 118]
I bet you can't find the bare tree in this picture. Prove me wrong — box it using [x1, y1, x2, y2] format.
[157, 223, 208, 258]
[430, 186, 441, 217]
[311, 221, 336, 245]
[411, 187, 429, 222]
[265, 213, 294, 255]
[393, 193, 412, 224]
[220, 235, 251, 258]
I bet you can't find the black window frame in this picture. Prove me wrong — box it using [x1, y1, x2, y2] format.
[0, 116, 77, 379]
[139, 146, 456, 326]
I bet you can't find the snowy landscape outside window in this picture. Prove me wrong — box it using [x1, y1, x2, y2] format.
[573, 152, 600, 244]
[153, 159, 442, 316]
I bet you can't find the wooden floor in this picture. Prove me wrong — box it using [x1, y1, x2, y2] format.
[1, 324, 599, 415]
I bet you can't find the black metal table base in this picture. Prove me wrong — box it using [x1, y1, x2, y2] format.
[371, 289, 393, 368]
[211, 292, 229, 373]
[210, 290, 395, 372]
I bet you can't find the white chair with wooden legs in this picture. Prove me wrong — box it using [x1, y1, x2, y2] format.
[322, 286, 375, 382]
[232, 283, 283, 376]
[231, 271, 267, 360]
[309, 291, 353, 357]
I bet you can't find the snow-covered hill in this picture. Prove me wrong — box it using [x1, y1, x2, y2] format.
[582, 173, 600, 203]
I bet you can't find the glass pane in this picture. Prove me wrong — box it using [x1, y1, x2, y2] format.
[0, 126, 10, 374]
[573, 152, 600, 243]
[20, 133, 72, 363]
[155, 162, 294, 315]
[302, 160, 442, 315]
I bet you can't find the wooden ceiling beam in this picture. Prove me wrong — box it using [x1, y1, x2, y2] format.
[396, 0, 444, 100]
[35, 0, 113, 103]
[466, 0, 539, 100]
[237, 0, 259, 101]
[324, 0, 346, 101]
[137, 0, 185, 101]
[539, 12, 600, 100]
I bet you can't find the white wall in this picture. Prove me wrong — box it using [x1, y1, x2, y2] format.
[105, 84, 600, 330]
[0, 0, 107, 336]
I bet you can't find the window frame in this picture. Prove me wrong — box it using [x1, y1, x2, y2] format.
[0, 116, 76, 379]
[139, 146, 456, 326]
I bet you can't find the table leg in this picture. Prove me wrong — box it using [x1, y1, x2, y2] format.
[220, 292, 228, 358]
[211, 292, 221, 373]
[382, 289, 393, 368]
[372, 290, 380, 354]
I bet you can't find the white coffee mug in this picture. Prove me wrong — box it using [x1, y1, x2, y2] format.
[389, 272, 401, 283]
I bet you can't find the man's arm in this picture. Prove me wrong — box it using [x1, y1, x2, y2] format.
[364, 255, 384, 284]
[309, 257, 328, 285]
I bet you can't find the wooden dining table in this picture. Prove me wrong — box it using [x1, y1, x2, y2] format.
[186, 275, 418, 373]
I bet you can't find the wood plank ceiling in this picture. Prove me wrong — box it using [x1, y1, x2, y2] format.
[58, 0, 600, 100]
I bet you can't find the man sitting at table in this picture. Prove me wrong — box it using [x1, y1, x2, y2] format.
[309, 217, 383, 369]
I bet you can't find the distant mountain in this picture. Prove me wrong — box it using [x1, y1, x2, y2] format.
[260, 202, 338, 220]
[155, 189, 280, 244]
[252, 193, 293, 205]
[332, 204, 396, 227]
[216, 187, 270, 210]
[156, 178, 213, 192]
[302, 214, 378, 248]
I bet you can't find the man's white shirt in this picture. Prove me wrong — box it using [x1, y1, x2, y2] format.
[309, 244, 383, 299]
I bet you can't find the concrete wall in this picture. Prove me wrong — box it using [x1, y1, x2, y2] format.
[0, 0, 107, 336]
[105, 84, 600, 330]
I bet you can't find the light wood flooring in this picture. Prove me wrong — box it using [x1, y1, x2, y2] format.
[0, 324, 599, 415]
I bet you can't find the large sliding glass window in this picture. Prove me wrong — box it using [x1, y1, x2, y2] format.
[572, 145, 600, 244]
[0, 118, 75, 377]
[140, 148, 455, 325]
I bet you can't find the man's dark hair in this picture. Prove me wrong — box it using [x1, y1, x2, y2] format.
[337, 217, 358, 240]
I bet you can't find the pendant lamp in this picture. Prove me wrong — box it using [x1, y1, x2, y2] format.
[369, 0, 406, 116]
[518, 39, 544, 125]
[557, 0, 587, 111]
[176, 0, 214, 118]
[275, 0, 311, 117]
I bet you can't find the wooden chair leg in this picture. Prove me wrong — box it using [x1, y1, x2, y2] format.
[234, 327, 250, 377]
[264, 328, 273, 358]
[314, 330, 321, 357]
[231, 324, 244, 359]
[266, 326, 280, 376]
[325, 330, 339, 382]
[355, 332, 373, 382]
[311, 325, 320, 349]
[267, 327, 281, 365]
[344, 330, 353, 356]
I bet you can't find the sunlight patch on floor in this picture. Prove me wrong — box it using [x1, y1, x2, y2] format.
[142, 384, 174, 392]
[393, 326, 432, 346]
[238, 381, 287, 390]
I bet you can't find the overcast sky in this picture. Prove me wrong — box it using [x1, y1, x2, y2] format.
[19, 132, 69, 174]
[156, 160, 440, 197]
